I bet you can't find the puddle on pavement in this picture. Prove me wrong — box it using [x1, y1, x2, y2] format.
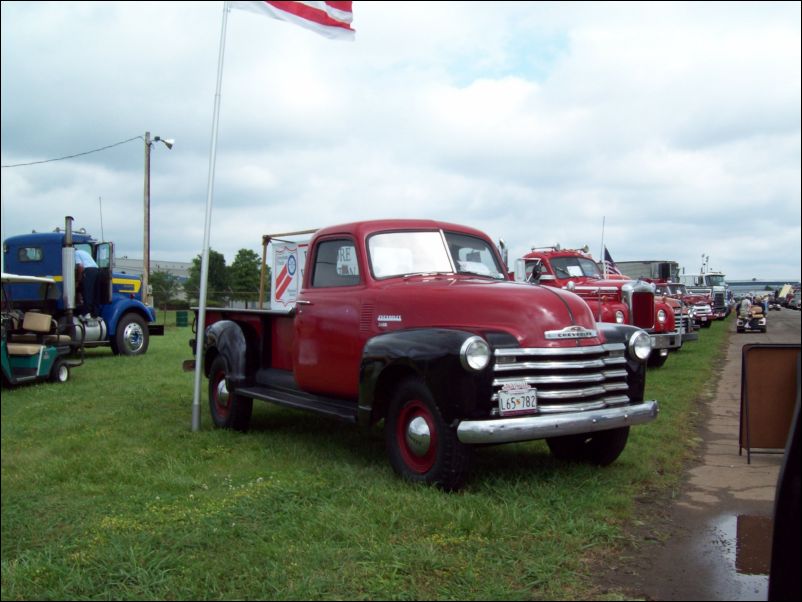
[701, 513, 773, 600]
[736, 514, 773, 575]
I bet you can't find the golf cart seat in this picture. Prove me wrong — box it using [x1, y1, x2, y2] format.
[6, 342, 45, 357]
[9, 312, 72, 346]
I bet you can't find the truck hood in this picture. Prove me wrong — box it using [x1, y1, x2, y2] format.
[372, 275, 602, 348]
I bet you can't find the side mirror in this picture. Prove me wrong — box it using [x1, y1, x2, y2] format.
[514, 258, 527, 282]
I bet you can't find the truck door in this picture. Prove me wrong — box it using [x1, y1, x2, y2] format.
[293, 236, 365, 399]
[94, 242, 113, 305]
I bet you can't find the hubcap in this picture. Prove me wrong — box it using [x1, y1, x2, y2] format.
[215, 377, 230, 409]
[124, 322, 145, 353]
[396, 399, 438, 474]
[406, 416, 432, 457]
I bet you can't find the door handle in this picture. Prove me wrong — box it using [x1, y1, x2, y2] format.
[296, 300, 312, 306]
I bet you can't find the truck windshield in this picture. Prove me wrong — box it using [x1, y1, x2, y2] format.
[705, 275, 726, 286]
[549, 256, 602, 279]
[368, 230, 505, 280]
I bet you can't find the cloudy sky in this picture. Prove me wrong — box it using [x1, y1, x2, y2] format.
[2, 1, 800, 281]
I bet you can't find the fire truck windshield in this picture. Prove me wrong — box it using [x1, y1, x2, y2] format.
[550, 256, 602, 279]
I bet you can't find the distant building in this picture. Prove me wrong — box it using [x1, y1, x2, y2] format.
[115, 257, 191, 282]
[728, 279, 801, 298]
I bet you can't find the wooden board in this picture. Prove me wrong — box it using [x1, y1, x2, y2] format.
[739, 344, 800, 462]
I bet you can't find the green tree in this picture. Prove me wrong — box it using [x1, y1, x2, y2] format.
[228, 248, 263, 308]
[150, 269, 181, 308]
[185, 249, 229, 306]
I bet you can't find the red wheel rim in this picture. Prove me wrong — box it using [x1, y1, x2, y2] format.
[212, 369, 230, 419]
[396, 399, 438, 474]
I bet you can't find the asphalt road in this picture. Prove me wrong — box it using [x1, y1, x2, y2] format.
[602, 306, 801, 601]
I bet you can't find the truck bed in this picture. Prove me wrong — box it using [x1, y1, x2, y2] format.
[200, 306, 296, 371]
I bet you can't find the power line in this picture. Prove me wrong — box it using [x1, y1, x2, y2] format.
[1, 136, 142, 168]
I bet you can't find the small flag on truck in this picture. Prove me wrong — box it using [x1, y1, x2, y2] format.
[604, 247, 623, 276]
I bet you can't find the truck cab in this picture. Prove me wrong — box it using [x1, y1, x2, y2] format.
[515, 246, 681, 367]
[679, 272, 731, 320]
[3, 218, 160, 355]
[191, 220, 659, 491]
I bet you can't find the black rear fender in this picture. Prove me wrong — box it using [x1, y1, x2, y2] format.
[203, 320, 249, 386]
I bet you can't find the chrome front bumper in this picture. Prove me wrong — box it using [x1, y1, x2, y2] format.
[650, 332, 682, 350]
[456, 400, 659, 445]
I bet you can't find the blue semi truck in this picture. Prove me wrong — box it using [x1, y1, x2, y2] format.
[3, 216, 162, 356]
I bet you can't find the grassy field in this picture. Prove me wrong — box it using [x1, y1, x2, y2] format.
[1, 315, 730, 600]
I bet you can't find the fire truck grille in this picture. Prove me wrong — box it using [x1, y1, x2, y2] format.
[631, 291, 655, 329]
[673, 309, 690, 334]
[492, 343, 631, 414]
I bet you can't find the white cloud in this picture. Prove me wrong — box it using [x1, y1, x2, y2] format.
[2, 1, 800, 281]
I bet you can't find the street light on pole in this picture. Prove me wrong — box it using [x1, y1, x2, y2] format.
[143, 131, 174, 307]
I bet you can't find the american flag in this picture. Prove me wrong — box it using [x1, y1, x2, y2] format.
[230, 1, 355, 40]
[604, 246, 622, 276]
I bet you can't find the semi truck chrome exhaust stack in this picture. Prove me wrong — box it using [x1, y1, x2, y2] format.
[62, 215, 76, 314]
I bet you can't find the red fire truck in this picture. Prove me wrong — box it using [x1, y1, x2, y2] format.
[514, 246, 681, 368]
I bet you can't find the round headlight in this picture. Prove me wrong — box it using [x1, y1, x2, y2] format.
[615, 310, 625, 324]
[629, 330, 652, 361]
[460, 336, 491, 371]
[657, 309, 667, 323]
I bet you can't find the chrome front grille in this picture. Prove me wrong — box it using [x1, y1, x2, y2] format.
[492, 343, 631, 414]
[694, 303, 713, 318]
[672, 309, 689, 334]
[622, 282, 656, 329]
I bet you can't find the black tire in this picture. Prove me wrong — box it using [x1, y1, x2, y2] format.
[385, 378, 472, 492]
[546, 426, 630, 466]
[49, 358, 70, 383]
[208, 356, 253, 432]
[702, 321, 713, 329]
[112, 313, 149, 356]
[648, 352, 669, 368]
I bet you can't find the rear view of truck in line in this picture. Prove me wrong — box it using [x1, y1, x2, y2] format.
[186, 219, 658, 491]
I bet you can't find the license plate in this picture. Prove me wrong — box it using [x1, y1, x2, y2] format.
[498, 383, 538, 416]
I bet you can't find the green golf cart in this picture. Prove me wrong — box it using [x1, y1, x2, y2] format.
[1, 273, 83, 386]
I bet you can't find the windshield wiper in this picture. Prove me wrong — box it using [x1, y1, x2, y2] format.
[458, 270, 505, 280]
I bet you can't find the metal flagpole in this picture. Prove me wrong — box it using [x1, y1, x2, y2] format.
[193, 1, 231, 431]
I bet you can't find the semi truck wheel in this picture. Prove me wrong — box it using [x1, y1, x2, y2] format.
[208, 356, 253, 432]
[546, 426, 630, 466]
[385, 378, 471, 492]
[112, 313, 149, 356]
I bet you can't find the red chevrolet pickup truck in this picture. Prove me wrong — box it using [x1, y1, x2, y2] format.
[188, 219, 658, 490]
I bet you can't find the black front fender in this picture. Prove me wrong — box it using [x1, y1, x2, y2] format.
[358, 328, 493, 427]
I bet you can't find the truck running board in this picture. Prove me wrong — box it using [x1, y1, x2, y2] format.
[238, 370, 358, 423]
